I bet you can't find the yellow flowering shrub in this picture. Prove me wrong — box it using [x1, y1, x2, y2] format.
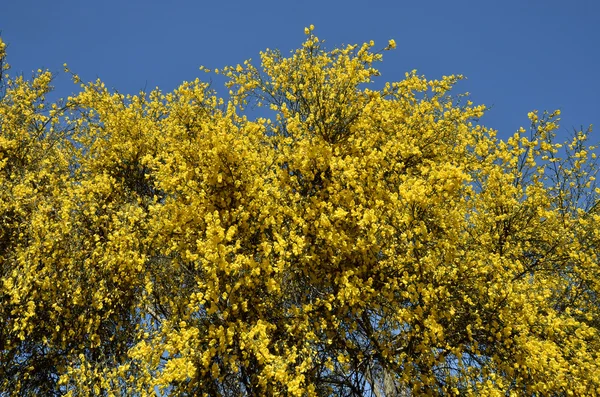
[1, 28, 599, 396]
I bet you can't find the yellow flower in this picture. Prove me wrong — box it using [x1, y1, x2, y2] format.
[2, 25, 598, 397]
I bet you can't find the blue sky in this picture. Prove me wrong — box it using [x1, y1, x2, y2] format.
[1, 0, 598, 139]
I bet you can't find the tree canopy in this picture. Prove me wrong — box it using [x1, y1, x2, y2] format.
[1, 28, 599, 396]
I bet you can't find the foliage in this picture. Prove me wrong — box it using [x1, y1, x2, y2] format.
[1, 28, 599, 396]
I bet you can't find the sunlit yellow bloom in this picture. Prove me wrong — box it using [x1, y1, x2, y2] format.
[1, 30, 598, 397]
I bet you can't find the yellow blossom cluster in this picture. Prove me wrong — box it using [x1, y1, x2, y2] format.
[1, 30, 599, 396]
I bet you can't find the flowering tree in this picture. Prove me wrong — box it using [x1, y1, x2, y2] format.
[1, 27, 599, 396]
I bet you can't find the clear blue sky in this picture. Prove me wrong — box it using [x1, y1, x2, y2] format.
[1, 0, 598, 139]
